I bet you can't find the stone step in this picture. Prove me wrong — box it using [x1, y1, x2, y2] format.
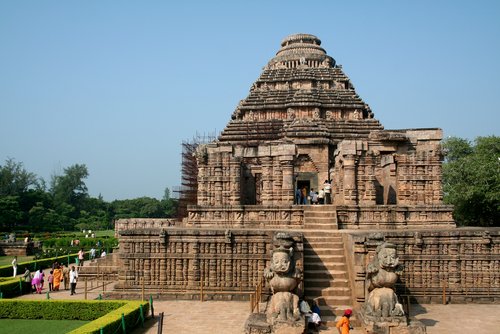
[304, 223, 338, 230]
[304, 211, 337, 218]
[304, 290, 352, 302]
[303, 241, 344, 248]
[303, 205, 337, 211]
[303, 231, 342, 238]
[304, 278, 350, 288]
[304, 254, 345, 261]
[304, 247, 344, 256]
[304, 286, 351, 296]
[304, 262, 347, 277]
[303, 269, 348, 280]
[303, 236, 342, 243]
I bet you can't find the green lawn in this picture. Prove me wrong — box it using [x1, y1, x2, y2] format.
[0, 255, 33, 267]
[0, 319, 89, 334]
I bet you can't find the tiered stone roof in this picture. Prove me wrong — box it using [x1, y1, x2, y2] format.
[218, 33, 383, 145]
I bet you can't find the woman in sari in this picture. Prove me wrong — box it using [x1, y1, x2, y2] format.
[53, 265, 62, 291]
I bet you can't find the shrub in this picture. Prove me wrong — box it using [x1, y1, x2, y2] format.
[0, 300, 149, 334]
[0, 277, 25, 298]
[0, 300, 125, 320]
[69, 301, 149, 334]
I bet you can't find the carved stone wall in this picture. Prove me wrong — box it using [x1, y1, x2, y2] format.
[196, 143, 296, 207]
[345, 228, 500, 304]
[115, 219, 177, 236]
[117, 228, 303, 299]
[336, 205, 455, 229]
[186, 205, 304, 228]
[333, 129, 446, 208]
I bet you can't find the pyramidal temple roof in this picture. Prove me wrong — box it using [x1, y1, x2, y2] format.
[218, 33, 384, 145]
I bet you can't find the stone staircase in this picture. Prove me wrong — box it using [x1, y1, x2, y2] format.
[302, 205, 358, 327]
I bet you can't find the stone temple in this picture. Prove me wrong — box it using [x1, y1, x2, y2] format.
[115, 34, 499, 328]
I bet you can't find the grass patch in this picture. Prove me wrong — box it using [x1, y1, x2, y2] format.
[0, 255, 32, 267]
[0, 319, 89, 334]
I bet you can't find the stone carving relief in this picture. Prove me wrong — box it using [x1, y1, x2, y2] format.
[312, 108, 320, 119]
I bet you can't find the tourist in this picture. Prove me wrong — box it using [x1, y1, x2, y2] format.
[33, 268, 44, 294]
[312, 191, 319, 205]
[301, 186, 308, 205]
[318, 188, 325, 204]
[90, 247, 96, 261]
[323, 180, 332, 204]
[309, 299, 322, 330]
[53, 265, 62, 291]
[62, 264, 70, 290]
[309, 188, 316, 204]
[336, 309, 352, 334]
[11, 256, 17, 277]
[100, 250, 107, 258]
[22, 268, 32, 293]
[78, 248, 85, 267]
[295, 188, 301, 205]
[48, 270, 54, 291]
[70, 266, 78, 295]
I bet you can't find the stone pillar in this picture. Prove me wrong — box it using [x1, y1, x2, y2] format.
[364, 156, 377, 205]
[273, 158, 282, 204]
[214, 153, 223, 205]
[280, 158, 294, 203]
[229, 158, 242, 205]
[261, 156, 273, 205]
[343, 154, 358, 204]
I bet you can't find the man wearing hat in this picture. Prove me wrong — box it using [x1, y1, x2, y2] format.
[336, 309, 352, 334]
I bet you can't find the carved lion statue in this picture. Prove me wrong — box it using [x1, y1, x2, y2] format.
[264, 247, 302, 324]
[365, 242, 404, 318]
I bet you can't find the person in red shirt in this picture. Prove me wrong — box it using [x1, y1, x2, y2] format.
[336, 308, 352, 334]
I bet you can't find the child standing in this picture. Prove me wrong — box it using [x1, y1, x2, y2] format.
[48, 270, 54, 291]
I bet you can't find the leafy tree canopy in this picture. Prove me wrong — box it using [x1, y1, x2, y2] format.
[442, 136, 500, 227]
[0, 158, 178, 233]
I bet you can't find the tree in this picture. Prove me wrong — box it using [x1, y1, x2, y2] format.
[0, 158, 41, 196]
[442, 136, 500, 227]
[50, 164, 89, 217]
[0, 196, 23, 230]
[163, 187, 171, 201]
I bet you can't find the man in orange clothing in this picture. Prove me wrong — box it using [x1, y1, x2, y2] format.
[336, 309, 352, 334]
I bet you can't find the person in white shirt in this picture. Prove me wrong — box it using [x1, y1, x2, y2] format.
[12, 256, 17, 277]
[90, 247, 96, 261]
[70, 266, 78, 295]
[323, 180, 332, 204]
[100, 250, 107, 258]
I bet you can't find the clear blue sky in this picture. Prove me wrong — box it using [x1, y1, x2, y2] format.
[1, 1, 499, 201]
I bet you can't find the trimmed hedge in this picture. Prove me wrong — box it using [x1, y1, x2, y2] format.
[0, 300, 125, 320]
[0, 277, 26, 298]
[0, 253, 78, 277]
[0, 300, 149, 334]
[69, 301, 149, 334]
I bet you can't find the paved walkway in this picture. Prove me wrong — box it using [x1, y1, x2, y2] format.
[128, 301, 500, 334]
[14, 282, 500, 334]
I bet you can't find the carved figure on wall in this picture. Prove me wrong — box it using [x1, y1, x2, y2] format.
[364, 242, 404, 319]
[264, 233, 302, 326]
